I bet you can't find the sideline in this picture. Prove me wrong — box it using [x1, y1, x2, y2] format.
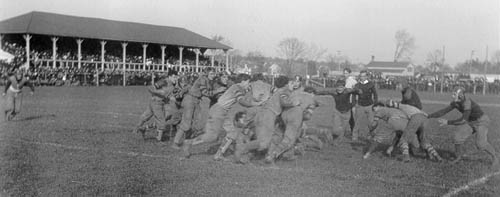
[442, 170, 500, 197]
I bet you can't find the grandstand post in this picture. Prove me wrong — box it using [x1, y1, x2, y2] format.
[23, 34, 32, 70]
[76, 39, 84, 69]
[195, 48, 200, 73]
[142, 44, 148, 71]
[224, 49, 229, 72]
[51, 37, 59, 69]
[0, 34, 3, 50]
[122, 42, 128, 86]
[161, 45, 166, 72]
[178, 47, 184, 72]
[99, 41, 107, 86]
[211, 50, 215, 67]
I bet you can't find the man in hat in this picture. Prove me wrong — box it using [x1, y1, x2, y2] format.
[429, 87, 498, 168]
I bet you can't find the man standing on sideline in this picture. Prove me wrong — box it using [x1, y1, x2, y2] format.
[428, 87, 498, 168]
[343, 68, 357, 137]
[2, 69, 35, 122]
[352, 70, 377, 141]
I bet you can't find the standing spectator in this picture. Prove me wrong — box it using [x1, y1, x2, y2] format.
[352, 70, 378, 141]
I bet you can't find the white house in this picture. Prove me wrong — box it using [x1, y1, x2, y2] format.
[365, 60, 415, 77]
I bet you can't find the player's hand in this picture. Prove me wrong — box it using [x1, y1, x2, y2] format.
[30, 92, 34, 96]
[438, 119, 448, 126]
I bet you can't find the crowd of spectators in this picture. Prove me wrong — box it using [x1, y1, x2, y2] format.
[1, 41, 226, 87]
[312, 73, 500, 95]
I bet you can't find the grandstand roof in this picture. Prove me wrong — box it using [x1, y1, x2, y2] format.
[365, 61, 411, 68]
[0, 11, 231, 50]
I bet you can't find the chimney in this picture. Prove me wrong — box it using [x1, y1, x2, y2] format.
[371, 55, 375, 62]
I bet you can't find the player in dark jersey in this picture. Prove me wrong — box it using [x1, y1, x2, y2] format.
[429, 87, 498, 168]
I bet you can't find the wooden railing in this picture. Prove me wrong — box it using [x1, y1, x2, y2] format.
[33, 59, 227, 73]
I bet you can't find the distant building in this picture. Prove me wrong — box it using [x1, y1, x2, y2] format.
[365, 56, 415, 77]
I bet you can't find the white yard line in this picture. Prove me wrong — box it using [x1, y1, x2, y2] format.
[442, 170, 500, 197]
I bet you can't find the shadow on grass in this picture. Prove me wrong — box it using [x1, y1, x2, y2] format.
[15, 114, 56, 121]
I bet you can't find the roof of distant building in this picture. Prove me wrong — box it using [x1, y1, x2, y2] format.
[365, 61, 412, 68]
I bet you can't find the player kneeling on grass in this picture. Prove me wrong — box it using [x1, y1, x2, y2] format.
[363, 102, 408, 159]
[385, 100, 443, 163]
[428, 87, 499, 168]
[211, 111, 253, 162]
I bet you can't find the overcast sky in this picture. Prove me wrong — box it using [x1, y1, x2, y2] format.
[1, 0, 498, 66]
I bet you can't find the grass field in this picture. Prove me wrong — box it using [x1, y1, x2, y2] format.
[0, 86, 499, 196]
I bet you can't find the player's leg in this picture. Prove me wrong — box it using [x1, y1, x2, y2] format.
[352, 105, 364, 141]
[134, 102, 154, 136]
[235, 110, 275, 164]
[418, 119, 442, 162]
[173, 95, 197, 148]
[4, 91, 16, 121]
[472, 116, 498, 168]
[266, 110, 302, 163]
[452, 124, 473, 164]
[182, 105, 226, 158]
[151, 101, 167, 141]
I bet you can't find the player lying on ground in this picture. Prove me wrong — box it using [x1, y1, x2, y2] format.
[428, 87, 499, 168]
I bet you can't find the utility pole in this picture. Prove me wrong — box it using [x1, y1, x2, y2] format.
[483, 46, 488, 95]
[440, 46, 445, 93]
[469, 50, 475, 76]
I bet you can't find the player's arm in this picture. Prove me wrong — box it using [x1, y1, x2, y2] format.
[25, 79, 35, 93]
[427, 103, 454, 118]
[402, 88, 412, 101]
[3, 80, 11, 94]
[371, 84, 378, 102]
[200, 80, 214, 98]
[370, 115, 380, 132]
[446, 100, 471, 125]
[280, 93, 299, 107]
[148, 86, 168, 99]
[316, 89, 337, 96]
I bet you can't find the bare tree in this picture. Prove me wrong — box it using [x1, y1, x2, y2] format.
[210, 35, 233, 65]
[306, 43, 327, 62]
[426, 49, 443, 73]
[492, 50, 500, 64]
[326, 52, 350, 71]
[277, 37, 307, 75]
[393, 29, 415, 62]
